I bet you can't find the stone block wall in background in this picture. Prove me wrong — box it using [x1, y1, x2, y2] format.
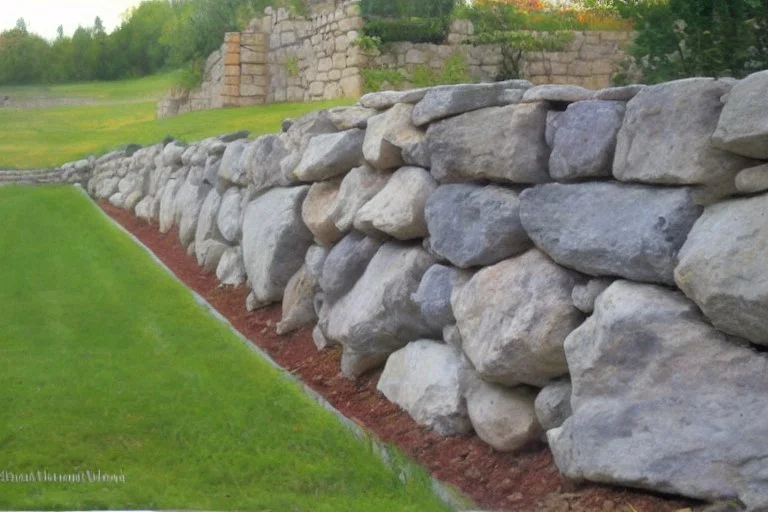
[157, 0, 632, 118]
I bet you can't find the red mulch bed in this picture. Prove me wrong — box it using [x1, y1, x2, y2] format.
[100, 201, 700, 512]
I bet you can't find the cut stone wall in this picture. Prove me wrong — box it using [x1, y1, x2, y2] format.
[368, 24, 631, 89]
[91, 71, 768, 509]
[157, 0, 632, 118]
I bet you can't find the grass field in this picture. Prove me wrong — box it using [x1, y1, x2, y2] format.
[0, 73, 178, 102]
[0, 74, 353, 170]
[0, 186, 449, 511]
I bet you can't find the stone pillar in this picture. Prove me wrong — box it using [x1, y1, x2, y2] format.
[222, 32, 242, 107]
[239, 31, 269, 106]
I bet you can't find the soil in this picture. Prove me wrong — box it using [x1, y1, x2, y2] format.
[100, 201, 702, 512]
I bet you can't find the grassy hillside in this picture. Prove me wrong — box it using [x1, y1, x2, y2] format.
[0, 73, 178, 101]
[0, 185, 449, 512]
[0, 74, 354, 169]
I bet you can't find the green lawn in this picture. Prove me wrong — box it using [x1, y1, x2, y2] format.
[0, 73, 178, 101]
[0, 186, 450, 512]
[0, 74, 354, 169]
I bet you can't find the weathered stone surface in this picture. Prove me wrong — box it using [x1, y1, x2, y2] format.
[359, 88, 429, 110]
[377, 340, 472, 436]
[197, 239, 228, 272]
[277, 265, 319, 335]
[216, 246, 247, 287]
[363, 103, 428, 171]
[712, 70, 768, 159]
[549, 100, 625, 181]
[520, 182, 702, 285]
[304, 244, 330, 281]
[522, 84, 593, 103]
[425, 184, 530, 268]
[363, 104, 421, 171]
[354, 166, 437, 240]
[293, 129, 365, 181]
[453, 249, 583, 387]
[134, 196, 155, 222]
[176, 169, 209, 249]
[327, 106, 377, 130]
[319, 232, 383, 305]
[162, 141, 186, 167]
[675, 193, 768, 346]
[202, 156, 221, 186]
[413, 264, 472, 334]
[412, 80, 532, 126]
[592, 84, 645, 101]
[549, 281, 768, 509]
[242, 186, 314, 308]
[158, 177, 183, 233]
[330, 164, 390, 233]
[325, 243, 436, 378]
[302, 179, 343, 246]
[614, 78, 755, 193]
[216, 187, 242, 243]
[284, 109, 338, 152]
[427, 104, 551, 185]
[734, 163, 768, 194]
[571, 277, 615, 314]
[218, 139, 248, 188]
[219, 130, 250, 143]
[242, 134, 292, 193]
[465, 378, 541, 452]
[194, 189, 223, 265]
[535, 379, 572, 431]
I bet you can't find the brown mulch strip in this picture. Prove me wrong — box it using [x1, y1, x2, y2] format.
[99, 201, 700, 512]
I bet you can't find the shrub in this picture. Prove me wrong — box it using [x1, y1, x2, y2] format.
[624, 0, 768, 83]
[363, 18, 449, 44]
[360, 0, 457, 19]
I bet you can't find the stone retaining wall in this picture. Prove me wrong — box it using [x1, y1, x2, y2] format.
[90, 71, 768, 510]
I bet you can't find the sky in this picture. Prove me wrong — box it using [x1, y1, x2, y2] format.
[1, 0, 144, 40]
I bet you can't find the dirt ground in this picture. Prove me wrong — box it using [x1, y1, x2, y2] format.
[101, 201, 701, 512]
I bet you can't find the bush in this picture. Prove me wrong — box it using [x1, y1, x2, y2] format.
[363, 18, 449, 44]
[623, 0, 768, 83]
[360, 0, 457, 19]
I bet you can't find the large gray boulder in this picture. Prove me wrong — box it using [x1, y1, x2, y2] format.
[712, 70, 768, 159]
[302, 179, 343, 247]
[520, 182, 702, 285]
[329, 164, 390, 233]
[327, 106, 377, 130]
[412, 80, 532, 126]
[427, 104, 551, 185]
[571, 277, 615, 315]
[363, 104, 424, 171]
[549, 100, 625, 181]
[216, 246, 247, 287]
[216, 187, 242, 244]
[194, 189, 224, 265]
[465, 378, 541, 452]
[675, 193, 768, 346]
[218, 140, 248, 188]
[412, 264, 472, 334]
[377, 340, 472, 436]
[613, 78, 755, 195]
[324, 243, 436, 378]
[452, 249, 584, 387]
[158, 177, 184, 233]
[354, 166, 437, 241]
[534, 378, 572, 432]
[242, 186, 314, 309]
[359, 88, 429, 110]
[162, 141, 186, 167]
[292, 129, 365, 182]
[549, 281, 768, 509]
[242, 134, 291, 193]
[425, 184, 531, 268]
[319, 232, 383, 305]
[276, 265, 318, 335]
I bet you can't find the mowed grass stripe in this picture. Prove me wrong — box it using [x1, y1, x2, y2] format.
[0, 186, 448, 512]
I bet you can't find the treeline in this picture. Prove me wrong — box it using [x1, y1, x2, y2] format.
[0, 0, 304, 85]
